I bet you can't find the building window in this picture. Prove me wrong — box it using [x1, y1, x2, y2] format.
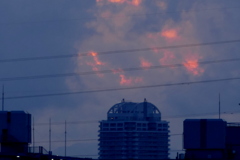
[103, 123, 109, 127]
[110, 128, 116, 131]
[117, 123, 123, 127]
[110, 123, 116, 127]
[103, 128, 109, 131]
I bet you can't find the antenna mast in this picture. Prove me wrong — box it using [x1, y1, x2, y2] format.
[219, 93, 221, 119]
[33, 116, 35, 152]
[65, 120, 67, 157]
[49, 118, 51, 152]
[2, 85, 4, 111]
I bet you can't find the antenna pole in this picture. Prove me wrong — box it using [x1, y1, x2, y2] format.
[219, 93, 221, 119]
[49, 118, 51, 152]
[33, 116, 35, 153]
[65, 120, 67, 157]
[2, 85, 4, 111]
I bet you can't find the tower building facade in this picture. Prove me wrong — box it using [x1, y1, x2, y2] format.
[98, 99, 169, 159]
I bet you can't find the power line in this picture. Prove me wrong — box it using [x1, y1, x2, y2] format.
[0, 6, 239, 26]
[35, 138, 98, 143]
[34, 111, 238, 126]
[34, 134, 182, 143]
[71, 154, 98, 157]
[2, 76, 240, 100]
[36, 120, 98, 126]
[0, 39, 240, 63]
[0, 57, 239, 82]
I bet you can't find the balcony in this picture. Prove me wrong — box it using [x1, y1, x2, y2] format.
[28, 146, 49, 155]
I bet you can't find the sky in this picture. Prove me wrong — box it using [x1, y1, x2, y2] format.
[1, 0, 240, 159]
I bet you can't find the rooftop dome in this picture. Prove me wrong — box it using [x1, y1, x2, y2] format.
[107, 99, 161, 121]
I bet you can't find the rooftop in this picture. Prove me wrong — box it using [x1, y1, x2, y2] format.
[107, 99, 161, 121]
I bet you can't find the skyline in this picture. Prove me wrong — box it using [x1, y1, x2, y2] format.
[1, 0, 240, 158]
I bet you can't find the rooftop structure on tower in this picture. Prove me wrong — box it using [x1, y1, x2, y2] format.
[98, 99, 170, 159]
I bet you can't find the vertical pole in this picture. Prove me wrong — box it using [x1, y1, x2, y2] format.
[49, 118, 51, 152]
[65, 120, 67, 157]
[2, 85, 4, 111]
[182, 133, 184, 150]
[143, 98, 147, 120]
[33, 117, 35, 153]
[219, 93, 221, 119]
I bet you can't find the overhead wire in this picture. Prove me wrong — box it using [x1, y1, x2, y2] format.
[0, 57, 239, 81]
[2, 76, 240, 100]
[0, 6, 239, 26]
[0, 39, 240, 63]
[34, 134, 182, 143]
[34, 111, 239, 126]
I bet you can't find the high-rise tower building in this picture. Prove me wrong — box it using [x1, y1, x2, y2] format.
[98, 99, 169, 159]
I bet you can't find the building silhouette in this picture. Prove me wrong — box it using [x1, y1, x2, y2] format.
[0, 111, 31, 155]
[0, 111, 93, 160]
[184, 119, 240, 159]
[98, 99, 169, 159]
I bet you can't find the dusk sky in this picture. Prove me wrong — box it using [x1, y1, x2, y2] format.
[1, 0, 240, 158]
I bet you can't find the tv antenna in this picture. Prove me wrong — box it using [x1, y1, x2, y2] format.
[219, 93, 221, 119]
[2, 85, 4, 111]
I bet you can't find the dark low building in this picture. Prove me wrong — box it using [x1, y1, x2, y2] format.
[0, 111, 92, 160]
[184, 119, 240, 159]
[0, 111, 31, 155]
[226, 123, 240, 159]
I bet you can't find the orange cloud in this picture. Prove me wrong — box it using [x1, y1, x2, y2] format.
[112, 68, 124, 74]
[156, 1, 167, 10]
[161, 29, 178, 39]
[100, 11, 112, 19]
[96, 0, 141, 6]
[119, 74, 143, 85]
[159, 51, 176, 65]
[131, 0, 141, 6]
[183, 59, 204, 76]
[88, 52, 105, 66]
[146, 28, 178, 41]
[140, 57, 152, 69]
[85, 51, 106, 77]
[109, 0, 126, 4]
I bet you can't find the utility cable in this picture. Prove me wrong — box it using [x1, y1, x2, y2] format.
[34, 134, 182, 143]
[0, 39, 240, 63]
[34, 111, 238, 126]
[0, 6, 239, 25]
[2, 77, 240, 100]
[0, 57, 239, 81]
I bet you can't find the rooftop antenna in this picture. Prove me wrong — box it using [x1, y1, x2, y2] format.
[33, 116, 35, 153]
[65, 120, 67, 157]
[144, 98, 147, 120]
[2, 85, 4, 111]
[49, 118, 51, 152]
[219, 93, 221, 119]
